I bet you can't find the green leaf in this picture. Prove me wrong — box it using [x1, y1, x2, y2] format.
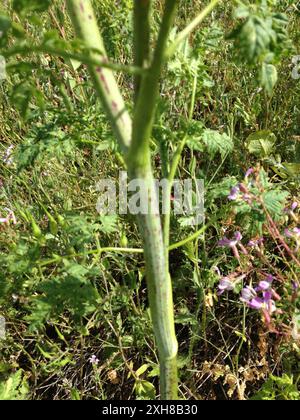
[0, 15, 11, 47]
[229, 5, 289, 65]
[260, 63, 277, 95]
[28, 270, 100, 329]
[262, 189, 289, 220]
[187, 126, 233, 159]
[0, 370, 29, 400]
[246, 130, 276, 158]
[136, 364, 149, 377]
[202, 129, 233, 159]
[11, 82, 44, 120]
[135, 380, 156, 400]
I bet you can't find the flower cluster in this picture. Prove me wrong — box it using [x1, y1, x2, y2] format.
[240, 275, 280, 324]
[217, 273, 280, 324]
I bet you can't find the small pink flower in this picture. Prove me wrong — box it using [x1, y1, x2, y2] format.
[218, 232, 242, 248]
[89, 355, 99, 365]
[248, 237, 264, 248]
[291, 202, 298, 211]
[245, 168, 254, 178]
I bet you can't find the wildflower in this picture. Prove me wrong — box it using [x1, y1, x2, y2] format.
[217, 273, 247, 296]
[245, 168, 254, 178]
[88, 355, 99, 365]
[218, 232, 245, 259]
[0, 208, 17, 225]
[227, 183, 253, 205]
[284, 227, 300, 251]
[218, 231, 242, 248]
[255, 275, 274, 292]
[241, 285, 256, 303]
[284, 202, 299, 222]
[228, 185, 240, 201]
[240, 275, 279, 324]
[248, 237, 264, 248]
[284, 227, 300, 238]
[217, 277, 234, 295]
[291, 202, 298, 211]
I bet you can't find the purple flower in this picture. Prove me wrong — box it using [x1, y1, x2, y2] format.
[285, 227, 300, 238]
[284, 228, 300, 251]
[89, 355, 99, 365]
[241, 286, 256, 302]
[256, 281, 271, 291]
[218, 232, 242, 248]
[219, 232, 243, 260]
[245, 168, 254, 178]
[293, 228, 300, 237]
[248, 297, 264, 310]
[248, 237, 264, 248]
[256, 275, 274, 292]
[291, 202, 298, 211]
[218, 277, 234, 295]
[240, 280, 277, 324]
[228, 185, 240, 201]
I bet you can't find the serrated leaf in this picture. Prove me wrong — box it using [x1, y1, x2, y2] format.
[0, 370, 29, 400]
[263, 190, 289, 220]
[187, 127, 233, 159]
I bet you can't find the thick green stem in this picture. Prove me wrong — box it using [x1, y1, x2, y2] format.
[67, 0, 179, 399]
[129, 1, 179, 398]
[134, 0, 151, 103]
[66, 0, 132, 153]
[128, 0, 179, 168]
[129, 160, 178, 399]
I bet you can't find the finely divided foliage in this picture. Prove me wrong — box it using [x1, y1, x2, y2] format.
[0, 0, 299, 401]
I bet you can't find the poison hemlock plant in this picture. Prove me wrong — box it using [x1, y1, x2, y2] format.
[1, 0, 299, 402]
[0, 0, 223, 399]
